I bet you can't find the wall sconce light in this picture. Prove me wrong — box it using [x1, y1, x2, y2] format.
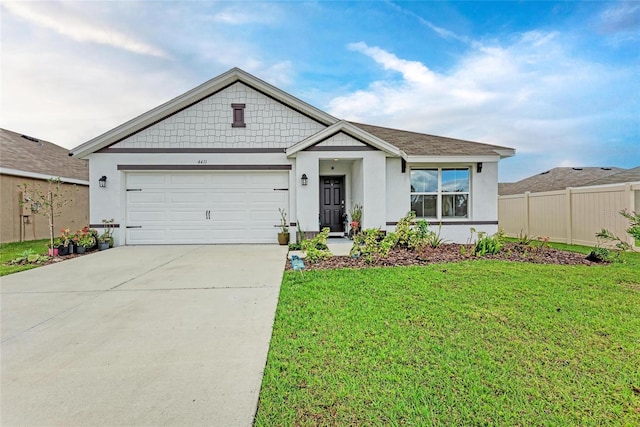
[99, 176, 107, 188]
[301, 173, 308, 186]
[476, 162, 483, 173]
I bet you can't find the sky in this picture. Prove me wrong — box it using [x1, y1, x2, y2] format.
[1, 0, 638, 182]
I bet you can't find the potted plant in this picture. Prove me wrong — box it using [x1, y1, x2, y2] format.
[77, 231, 96, 254]
[101, 219, 115, 248]
[277, 208, 289, 245]
[97, 232, 110, 251]
[47, 238, 62, 256]
[349, 203, 363, 238]
[59, 228, 72, 255]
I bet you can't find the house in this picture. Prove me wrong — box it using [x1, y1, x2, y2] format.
[70, 68, 515, 245]
[0, 128, 89, 243]
[584, 166, 640, 187]
[498, 166, 626, 196]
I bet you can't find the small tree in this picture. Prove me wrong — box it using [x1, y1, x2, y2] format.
[18, 178, 76, 250]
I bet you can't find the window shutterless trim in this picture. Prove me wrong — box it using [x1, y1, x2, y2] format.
[231, 103, 246, 127]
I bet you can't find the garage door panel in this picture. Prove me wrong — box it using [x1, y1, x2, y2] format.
[170, 192, 209, 204]
[170, 174, 207, 186]
[127, 174, 167, 187]
[169, 210, 209, 223]
[127, 192, 166, 204]
[127, 228, 167, 244]
[129, 211, 166, 222]
[126, 171, 288, 245]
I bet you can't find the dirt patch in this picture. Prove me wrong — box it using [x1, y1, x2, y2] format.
[286, 243, 596, 271]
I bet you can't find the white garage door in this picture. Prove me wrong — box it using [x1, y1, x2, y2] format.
[125, 172, 289, 244]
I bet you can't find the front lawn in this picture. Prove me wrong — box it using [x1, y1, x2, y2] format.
[0, 239, 50, 276]
[256, 253, 640, 425]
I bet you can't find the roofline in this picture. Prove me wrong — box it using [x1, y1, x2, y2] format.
[406, 155, 503, 163]
[70, 68, 339, 159]
[286, 121, 405, 158]
[0, 167, 90, 186]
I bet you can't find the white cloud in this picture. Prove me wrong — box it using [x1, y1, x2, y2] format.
[329, 36, 634, 180]
[2, 1, 169, 58]
[207, 4, 281, 25]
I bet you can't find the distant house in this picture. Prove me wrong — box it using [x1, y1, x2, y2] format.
[0, 128, 89, 243]
[499, 167, 626, 196]
[70, 67, 515, 245]
[584, 166, 640, 187]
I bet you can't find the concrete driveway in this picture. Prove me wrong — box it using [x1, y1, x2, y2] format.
[1, 245, 288, 427]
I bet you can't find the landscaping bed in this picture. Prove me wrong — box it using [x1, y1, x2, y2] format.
[287, 242, 595, 271]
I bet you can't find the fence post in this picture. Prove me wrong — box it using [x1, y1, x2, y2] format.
[524, 191, 530, 235]
[624, 183, 633, 247]
[565, 187, 573, 245]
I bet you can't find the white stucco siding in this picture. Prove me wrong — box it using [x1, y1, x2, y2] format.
[362, 152, 387, 229]
[471, 161, 499, 221]
[88, 152, 292, 245]
[111, 82, 326, 149]
[386, 158, 411, 222]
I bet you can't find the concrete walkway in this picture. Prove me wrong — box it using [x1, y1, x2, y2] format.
[1, 245, 287, 427]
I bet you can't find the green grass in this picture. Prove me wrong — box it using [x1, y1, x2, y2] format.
[256, 252, 640, 426]
[0, 239, 50, 276]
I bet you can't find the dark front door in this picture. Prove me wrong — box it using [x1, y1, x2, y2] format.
[320, 176, 345, 232]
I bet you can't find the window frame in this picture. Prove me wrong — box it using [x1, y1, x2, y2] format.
[410, 166, 471, 220]
[231, 103, 246, 128]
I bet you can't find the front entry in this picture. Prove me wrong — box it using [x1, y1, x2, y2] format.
[319, 176, 345, 233]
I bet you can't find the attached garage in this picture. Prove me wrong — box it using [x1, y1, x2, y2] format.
[125, 171, 289, 244]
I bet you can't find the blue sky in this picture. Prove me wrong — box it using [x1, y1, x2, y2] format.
[1, 1, 638, 182]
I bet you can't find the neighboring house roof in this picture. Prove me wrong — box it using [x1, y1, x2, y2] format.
[499, 167, 626, 195]
[0, 128, 89, 183]
[351, 122, 515, 159]
[585, 166, 640, 186]
[71, 67, 515, 160]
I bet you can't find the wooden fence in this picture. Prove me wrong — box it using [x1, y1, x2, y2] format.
[498, 182, 640, 248]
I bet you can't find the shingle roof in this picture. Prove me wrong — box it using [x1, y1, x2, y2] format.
[350, 122, 515, 157]
[0, 128, 88, 181]
[585, 166, 640, 186]
[498, 167, 626, 195]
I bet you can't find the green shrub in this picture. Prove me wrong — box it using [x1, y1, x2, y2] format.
[301, 228, 332, 263]
[470, 228, 505, 256]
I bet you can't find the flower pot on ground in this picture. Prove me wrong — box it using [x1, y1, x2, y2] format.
[98, 241, 109, 251]
[278, 232, 290, 245]
[277, 208, 289, 245]
[76, 246, 86, 254]
[58, 245, 69, 256]
[77, 229, 96, 253]
[48, 247, 59, 257]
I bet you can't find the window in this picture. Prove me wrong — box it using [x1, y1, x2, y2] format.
[231, 103, 246, 127]
[410, 168, 469, 219]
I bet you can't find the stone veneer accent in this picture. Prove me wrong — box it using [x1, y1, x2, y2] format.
[112, 82, 326, 150]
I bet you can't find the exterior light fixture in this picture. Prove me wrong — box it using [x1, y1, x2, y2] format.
[99, 176, 107, 188]
[476, 162, 483, 173]
[301, 173, 308, 186]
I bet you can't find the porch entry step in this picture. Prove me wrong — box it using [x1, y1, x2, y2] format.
[328, 232, 347, 238]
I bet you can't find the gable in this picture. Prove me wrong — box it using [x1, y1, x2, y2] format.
[107, 82, 326, 151]
[310, 132, 372, 150]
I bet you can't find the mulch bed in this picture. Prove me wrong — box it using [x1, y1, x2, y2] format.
[286, 243, 596, 271]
